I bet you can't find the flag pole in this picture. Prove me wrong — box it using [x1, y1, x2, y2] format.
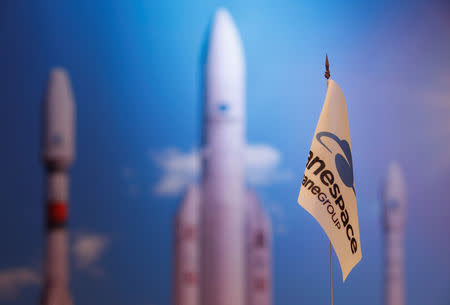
[330, 241, 333, 305]
[324, 54, 333, 305]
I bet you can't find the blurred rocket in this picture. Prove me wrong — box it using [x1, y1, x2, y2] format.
[40, 68, 75, 305]
[200, 7, 246, 305]
[382, 162, 406, 305]
[246, 192, 272, 305]
[173, 8, 272, 305]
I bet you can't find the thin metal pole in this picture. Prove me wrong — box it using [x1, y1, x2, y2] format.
[330, 242, 333, 305]
[325, 54, 333, 305]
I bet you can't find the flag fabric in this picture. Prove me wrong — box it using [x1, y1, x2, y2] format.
[298, 79, 361, 281]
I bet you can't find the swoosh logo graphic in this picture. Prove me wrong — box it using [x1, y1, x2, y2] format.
[316, 131, 355, 194]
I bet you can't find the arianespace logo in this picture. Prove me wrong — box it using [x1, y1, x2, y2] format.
[316, 131, 355, 193]
[300, 130, 358, 254]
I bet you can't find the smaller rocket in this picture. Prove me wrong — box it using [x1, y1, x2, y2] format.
[382, 161, 406, 305]
[40, 68, 75, 305]
[245, 192, 272, 305]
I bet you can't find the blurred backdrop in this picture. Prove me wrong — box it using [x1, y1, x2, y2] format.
[0, 0, 449, 305]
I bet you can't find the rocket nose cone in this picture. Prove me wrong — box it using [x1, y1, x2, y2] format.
[47, 68, 73, 104]
[206, 7, 245, 78]
[50, 67, 69, 81]
[204, 8, 245, 121]
[383, 161, 407, 208]
[45, 69, 75, 123]
[213, 7, 234, 32]
[43, 67, 75, 167]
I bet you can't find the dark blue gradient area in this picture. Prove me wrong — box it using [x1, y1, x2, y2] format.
[0, 1, 449, 305]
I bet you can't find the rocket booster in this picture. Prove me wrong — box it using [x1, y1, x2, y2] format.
[174, 185, 200, 305]
[246, 192, 272, 305]
[382, 162, 407, 305]
[41, 68, 75, 305]
[200, 8, 246, 305]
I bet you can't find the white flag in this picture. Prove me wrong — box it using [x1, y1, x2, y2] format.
[298, 79, 361, 281]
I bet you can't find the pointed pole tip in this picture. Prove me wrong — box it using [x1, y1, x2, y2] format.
[325, 54, 330, 79]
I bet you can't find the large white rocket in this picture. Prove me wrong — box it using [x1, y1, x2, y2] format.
[173, 8, 272, 305]
[382, 162, 406, 305]
[41, 68, 75, 305]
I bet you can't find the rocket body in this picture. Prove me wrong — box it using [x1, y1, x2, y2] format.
[200, 8, 246, 305]
[41, 68, 75, 305]
[382, 162, 406, 305]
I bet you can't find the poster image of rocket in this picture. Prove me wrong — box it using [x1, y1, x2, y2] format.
[0, 1, 449, 305]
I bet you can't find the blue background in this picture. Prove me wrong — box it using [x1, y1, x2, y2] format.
[0, 0, 449, 304]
